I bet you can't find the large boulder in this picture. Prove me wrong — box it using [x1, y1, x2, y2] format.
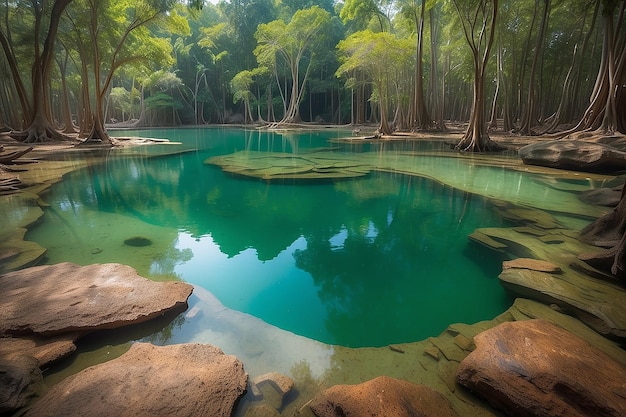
[24, 342, 248, 417]
[518, 140, 626, 172]
[456, 320, 626, 417]
[308, 375, 459, 417]
[0, 262, 193, 336]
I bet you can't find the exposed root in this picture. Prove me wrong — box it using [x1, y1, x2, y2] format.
[0, 147, 33, 164]
[10, 126, 69, 144]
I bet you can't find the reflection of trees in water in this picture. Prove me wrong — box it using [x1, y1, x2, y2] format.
[141, 313, 187, 345]
[294, 174, 506, 346]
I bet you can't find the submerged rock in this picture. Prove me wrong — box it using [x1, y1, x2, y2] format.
[0, 262, 193, 336]
[123, 236, 152, 247]
[456, 320, 626, 417]
[23, 342, 248, 417]
[519, 140, 626, 173]
[250, 372, 295, 409]
[308, 375, 459, 417]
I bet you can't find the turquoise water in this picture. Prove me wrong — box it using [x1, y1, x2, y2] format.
[29, 128, 515, 347]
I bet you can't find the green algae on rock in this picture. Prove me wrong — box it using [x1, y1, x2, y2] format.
[206, 151, 371, 180]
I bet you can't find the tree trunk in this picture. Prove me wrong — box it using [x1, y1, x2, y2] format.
[518, 0, 551, 135]
[411, 0, 433, 131]
[565, 1, 626, 135]
[11, 0, 73, 143]
[453, 0, 504, 152]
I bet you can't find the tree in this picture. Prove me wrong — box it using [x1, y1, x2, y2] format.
[450, 0, 504, 151]
[566, 0, 626, 135]
[580, 181, 626, 280]
[337, 30, 413, 135]
[230, 69, 256, 123]
[2, 0, 74, 143]
[340, 0, 389, 32]
[400, 0, 434, 131]
[517, 0, 552, 135]
[254, 6, 332, 124]
[70, 0, 187, 143]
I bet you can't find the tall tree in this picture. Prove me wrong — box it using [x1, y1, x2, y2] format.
[567, 0, 626, 135]
[254, 6, 331, 124]
[400, 0, 433, 131]
[451, 0, 504, 151]
[517, 0, 551, 135]
[3, 0, 73, 143]
[70, 0, 187, 143]
[337, 30, 413, 135]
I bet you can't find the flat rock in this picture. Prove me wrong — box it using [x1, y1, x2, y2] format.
[579, 187, 622, 207]
[0, 336, 77, 367]
[252, 372, 295, 396]
[499, 268, 626, 338]
[250, 372, 295, 409]
[502, 258, 561, 273]
[308, 375, 459, 417]
[456, 320, 626, 417]
[0, 262, 193, 336]
[519, 140, 626, 173]
[24, 342, 248, 417]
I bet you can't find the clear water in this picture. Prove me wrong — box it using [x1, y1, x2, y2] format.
[29, 128, 517, 347]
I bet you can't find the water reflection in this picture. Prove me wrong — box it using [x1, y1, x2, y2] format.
[27, 129, 607, 347]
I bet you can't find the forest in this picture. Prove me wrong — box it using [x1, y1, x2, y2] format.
[0, 0, 625, 150]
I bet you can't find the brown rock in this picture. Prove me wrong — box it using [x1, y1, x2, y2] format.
[0, 353, 44, 415]
[499, 267, 626, 338]
[0, 262, 193, 336]
[242, 403, 280, 417]
[519, 140, 626, 173]
[24, 342, 248, 417]
[456, 320, 626, 417]
[502, 258, 561, 273]
[0, 336, 77, 367]
[251, 372, 295, 410]
[579, 187, 622, 207]
[309, 375, 459, 417]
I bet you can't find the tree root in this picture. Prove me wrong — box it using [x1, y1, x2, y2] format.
[579, 180, 626, 281]
[0, 147, 33, 164]
[10, 125, 69, 144]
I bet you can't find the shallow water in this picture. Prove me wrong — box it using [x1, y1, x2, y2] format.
[26, 128, 605, 350]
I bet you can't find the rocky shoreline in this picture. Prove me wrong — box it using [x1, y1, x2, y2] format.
[1, 131, 626, 417]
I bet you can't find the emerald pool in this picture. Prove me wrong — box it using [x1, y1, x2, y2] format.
[27, 127, 576, 348]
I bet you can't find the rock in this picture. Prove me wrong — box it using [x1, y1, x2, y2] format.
[251, 372, 295, 410]
[0, 262, 193, 336]
[24, 342, 248, 417]
[579, 187, 622, 207]
[456, 320, 626, 417]
[0, 228, 46, 273]
[519, 140, 626, 173]
[0, 353, 44, 415]
[308, 375, 459, 417]
[499, 267, 626, 338]
[0, 336, 77, 367]
[502, 258, 561, 273]
[252, 372, 295, 396]
[243, 403, 280, 417]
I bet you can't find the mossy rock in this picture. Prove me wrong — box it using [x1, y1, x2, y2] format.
[0, 228, 46, 273]
[124, 236, 153, 247]
[206, 151, 371, 181]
